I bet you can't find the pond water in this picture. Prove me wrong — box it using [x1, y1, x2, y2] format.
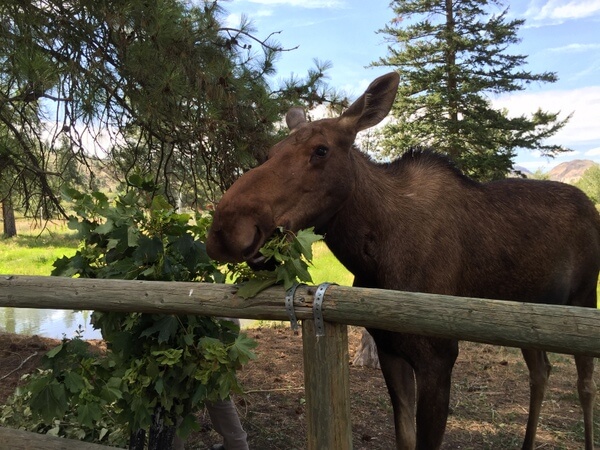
[0, 307, 102, 339]
[0, 307, 256, 340]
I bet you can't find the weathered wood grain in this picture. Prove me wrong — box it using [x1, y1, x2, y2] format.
[302, 320, 352, 450]
[0, 275, 598, 356]
[0, 426, 116, 449]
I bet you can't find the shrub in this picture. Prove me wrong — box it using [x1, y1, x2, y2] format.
[1, 177, 256, 446]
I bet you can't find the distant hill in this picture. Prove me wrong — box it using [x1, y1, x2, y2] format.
[547, 160, 598, 184]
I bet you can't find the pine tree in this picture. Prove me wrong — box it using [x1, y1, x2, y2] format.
[374, 0, 571, 180]
[0, 0, 339, 218]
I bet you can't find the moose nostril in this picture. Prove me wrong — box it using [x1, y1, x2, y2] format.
[241, 225, 264, 260]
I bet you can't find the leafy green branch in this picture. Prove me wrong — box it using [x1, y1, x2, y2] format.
[1, 177, 257, 446]
[1, 176, 324, 446]
[228, 227, 323, 299]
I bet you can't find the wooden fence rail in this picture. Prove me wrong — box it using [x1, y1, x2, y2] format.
[0, 275, 599, 450]
[1, 275, 599, 356]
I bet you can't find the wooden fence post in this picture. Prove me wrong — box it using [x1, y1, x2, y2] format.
[302, 320, 353, 450]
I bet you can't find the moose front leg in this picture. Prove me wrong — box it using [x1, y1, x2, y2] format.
[376, 347, 417, 450]
[412, 338, 458, 450]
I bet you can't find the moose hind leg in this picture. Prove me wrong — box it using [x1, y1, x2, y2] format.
[520, 348, 552, 450]
[575, 355, 596, 450]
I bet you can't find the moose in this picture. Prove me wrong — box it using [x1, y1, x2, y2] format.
[206, 72, 599, 450]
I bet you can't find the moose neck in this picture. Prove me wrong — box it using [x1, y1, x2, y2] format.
[323, 149, 474, 288]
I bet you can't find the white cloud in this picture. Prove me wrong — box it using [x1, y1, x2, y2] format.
[491, 85, 600, 146]
[525, 0, 600, 23]
[41, 120, 122, 158]
[224, 13, 242, 28]
[223, 9, 274, 30]
[547, 43, 600, 53]
[246, 0, 344, 7]
[585, 146, 600, 156]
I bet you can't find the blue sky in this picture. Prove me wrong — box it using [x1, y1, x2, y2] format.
[222, 0, 600, 172]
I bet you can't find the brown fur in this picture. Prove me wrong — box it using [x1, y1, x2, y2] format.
[207, 73, 599, 450]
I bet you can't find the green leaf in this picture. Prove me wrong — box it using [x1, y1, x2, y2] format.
[217, 371, 237, 399]
[276, 267, 296, 290]
[228, 333, 257, 365]
[127, 226, 139, 247]
[60, 185, 84, 202]
[91, 191, 109, 204]
[294, 227, 323, 260]
[146, 360, 160, 379]
[183, 333, 194, 346]
[191, 384, 207, 406]
[45, 343, 64, 358]
[177, 413, 200, 440]
[151, 195, 172, 212]
[151, 348, 183, 366]
[133, 236, 163, 264]
[236, 277, 277, 299]
[140, 315, 179, 343]
[30, 382, 68, 423]
[155, 377, 164, 395]
[107, 238, 120, 251]
[95, 218, 114, 235]
[127, 173, 144, 188]
[64, 371, 86, 393]
[100, 378, 123, 402]
[290, 258, 312, 283]
[77, 403, 102, 428]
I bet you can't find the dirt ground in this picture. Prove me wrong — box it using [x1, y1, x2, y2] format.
[0, 327, 598, 449]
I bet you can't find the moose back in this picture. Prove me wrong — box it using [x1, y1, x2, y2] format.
[206, 72, 599, 450]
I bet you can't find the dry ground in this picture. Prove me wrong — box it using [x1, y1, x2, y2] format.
[0, 327, 598, 449]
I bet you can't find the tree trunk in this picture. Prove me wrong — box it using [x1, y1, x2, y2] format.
[444, 0, 460, 160]
[2, 197, 17, 237]
[352, 329, 380, 369]
[148, 406, 176, 450]
[128, 429, 145, 450]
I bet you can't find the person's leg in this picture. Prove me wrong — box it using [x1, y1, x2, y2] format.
[172, 430, 185, 450]
[206, 398, 249, 450]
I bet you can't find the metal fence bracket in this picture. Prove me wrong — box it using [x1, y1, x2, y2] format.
[285, 283, 304, 331]
[313, 282, 336, 337]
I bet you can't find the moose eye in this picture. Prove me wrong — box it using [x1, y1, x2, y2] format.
[313, 145, 329, 158]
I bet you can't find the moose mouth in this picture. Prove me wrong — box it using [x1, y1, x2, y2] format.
[247, 253, 278, 271]
[241, 225, 279, 271]
[243, 223, 296, 272]
[206, 213, 290, 270]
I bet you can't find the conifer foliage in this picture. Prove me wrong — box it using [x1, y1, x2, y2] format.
[0, 0, 337, 220]
[375, 0, 570, 180]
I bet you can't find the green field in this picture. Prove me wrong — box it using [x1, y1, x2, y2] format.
[0, 220, 79, 276]
[0, 221, 352, 281]
[308, 241, 353, 286]
[0, 221, 598, 308]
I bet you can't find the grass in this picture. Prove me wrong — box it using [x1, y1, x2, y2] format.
[311, 241, 600, 308]
[0, 220, 352, 282]
[0, 219, 79, 276]
[309, 241, 354, 286]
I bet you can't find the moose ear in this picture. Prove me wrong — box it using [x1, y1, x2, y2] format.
[286, 107, 307, 131]
[340, 72, 400, 132]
